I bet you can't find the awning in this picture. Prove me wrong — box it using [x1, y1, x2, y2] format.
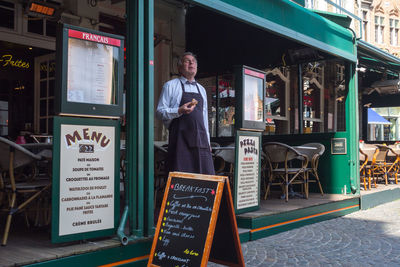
[190, 0, 356, 62]
[358, 40, 400, 74]
[368, 108, 391, 125]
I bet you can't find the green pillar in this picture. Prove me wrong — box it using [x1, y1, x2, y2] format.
[144, 0, 155, 236]
[126, 0, 144, 237]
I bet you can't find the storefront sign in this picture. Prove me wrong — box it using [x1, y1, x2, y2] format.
[52, 116, 120, 243]
[0, 54, 30, 69]
[234, 130, 261, 214]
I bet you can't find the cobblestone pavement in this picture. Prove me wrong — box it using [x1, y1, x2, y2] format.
[209, 199, 400, 266]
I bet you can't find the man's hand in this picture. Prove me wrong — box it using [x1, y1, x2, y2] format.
[178, 101, 196, 115]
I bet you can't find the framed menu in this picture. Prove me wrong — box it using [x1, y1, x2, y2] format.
[51, 116, 120, 243]
[55, 24, 124, 118]
[235, 65, 266, 131]
[234, 130, 261, 214]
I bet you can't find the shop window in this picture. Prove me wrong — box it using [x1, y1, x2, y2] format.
[217, 74, 235, 137]
[0, 0, 15, 30]
[302, 62, 323, 133]
[264, 67, 289, 135]
[35, 54, 55, 134]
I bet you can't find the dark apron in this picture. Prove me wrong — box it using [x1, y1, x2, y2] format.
[167, 81, 215, 175]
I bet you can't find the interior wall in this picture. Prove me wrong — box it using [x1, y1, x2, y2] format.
[153, 0, 185, 141]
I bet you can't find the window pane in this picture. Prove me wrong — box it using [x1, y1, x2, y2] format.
[27, 16, 43, 35]
[48, 99, 54, 115]
[46, 20, 56, 37]
[48, 60, 55, 78]
[40, 119, 46, 133]
[0, 5, 13, 29]
[49, 79, 55, 97]
[48, 117, 53, 134]
[40, 100, 47, 116]
[40, 81, 47, 98]
[217, 74, 235, 137]
[40, 62, 47, 79]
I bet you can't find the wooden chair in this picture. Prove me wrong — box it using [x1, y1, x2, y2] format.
[359, 148, 369, 190]
[371, 144, 390, 186]
[360, 144, 378, 189]
[263, 142, 308, 202]
[387, 145, 400, 185]
[0, 137, 51, 246]
[299, 143, 325, 195]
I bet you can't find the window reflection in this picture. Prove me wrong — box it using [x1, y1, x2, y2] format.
[201, 60, 347, 138]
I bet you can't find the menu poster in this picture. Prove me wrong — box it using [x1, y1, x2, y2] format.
[234, 131, 261, 214]
[58, 123, 115, 236]
[244, 69, 264, 122]
[148, 172, 244, 267]
[67, 38, 114, 105]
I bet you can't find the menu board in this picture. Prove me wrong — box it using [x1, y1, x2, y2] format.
[235, 65, 265, 131]
[234, 131, 261, 214]
[148, 172, 244, 267]
[55, 25, 124, 118]
[59, 124, 115, 235]
[67, 36, 115, 105]
[52, 116, 119, 243]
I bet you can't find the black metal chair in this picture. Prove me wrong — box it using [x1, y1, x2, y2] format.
[263, 142, 308, 202]
[0, 137, 51, 246]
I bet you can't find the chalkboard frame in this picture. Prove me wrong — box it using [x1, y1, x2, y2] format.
[148, 172, 244, 267]
[233, 130, 261, 214]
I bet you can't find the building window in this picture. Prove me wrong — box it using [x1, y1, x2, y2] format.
[305, 0, 315, 9]
[0, 0, 15, 30]
[26, 0, 59, 37]
[362, 10, 368, 41]
[390, 18, 399, 46]
[375, 16, 385, 44]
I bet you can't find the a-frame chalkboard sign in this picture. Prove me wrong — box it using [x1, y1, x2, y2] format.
[148, 172, 245, 267]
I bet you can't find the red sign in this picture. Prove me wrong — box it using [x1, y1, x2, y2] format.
[244, 68, 265, 79]
[68, 29, 121, 47]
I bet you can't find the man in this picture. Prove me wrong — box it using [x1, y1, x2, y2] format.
[156, 52, 215, 175]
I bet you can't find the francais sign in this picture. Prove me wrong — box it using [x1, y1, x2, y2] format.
[148, 172, 244, 267]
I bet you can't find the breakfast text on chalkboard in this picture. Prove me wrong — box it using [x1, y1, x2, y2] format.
[152, 178, 218, 267]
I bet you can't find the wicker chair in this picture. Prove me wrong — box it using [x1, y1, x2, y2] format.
[263, 142, 308, 202]
[299, 143, 325, 195]
[0, 137, 51, 246]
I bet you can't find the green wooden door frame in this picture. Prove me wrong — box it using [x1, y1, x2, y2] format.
[124, 0, 154, 239]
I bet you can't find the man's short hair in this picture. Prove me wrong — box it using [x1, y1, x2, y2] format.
[177, 52, 197, 68]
